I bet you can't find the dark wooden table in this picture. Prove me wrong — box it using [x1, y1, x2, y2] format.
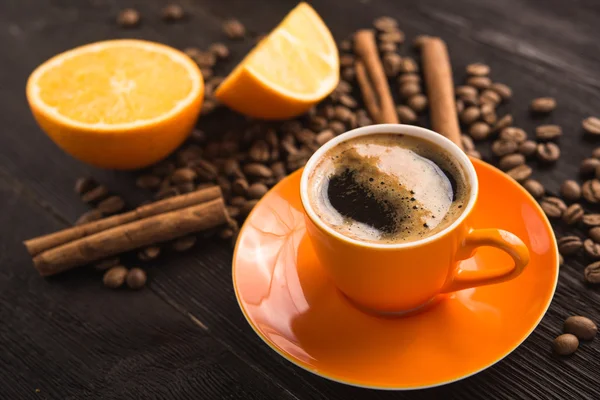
[2, 0, 600, 398]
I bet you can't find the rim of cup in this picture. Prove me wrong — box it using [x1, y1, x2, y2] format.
[299, 124, 479, 250]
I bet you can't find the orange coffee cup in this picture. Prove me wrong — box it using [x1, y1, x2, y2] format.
[300, 124, 530, 313]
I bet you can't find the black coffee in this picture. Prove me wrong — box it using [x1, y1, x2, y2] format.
[307, 133, 470, 243]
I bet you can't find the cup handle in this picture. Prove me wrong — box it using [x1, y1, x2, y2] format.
[440, 228, 530, 293]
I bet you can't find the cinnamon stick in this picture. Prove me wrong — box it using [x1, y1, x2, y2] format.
[421, 37, 463, 149]
[24, 186, 221, 257]
[354, 30, 399, 124]
[33, 197, 228, 276]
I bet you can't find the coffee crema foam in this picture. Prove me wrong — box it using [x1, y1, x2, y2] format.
[307, 134, 471, 244]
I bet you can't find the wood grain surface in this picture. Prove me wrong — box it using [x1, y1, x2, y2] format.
[1, 0, 600, 398]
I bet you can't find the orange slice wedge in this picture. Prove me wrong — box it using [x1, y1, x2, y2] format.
[26, 39, 204, 169]
[215, 2, 339, 119]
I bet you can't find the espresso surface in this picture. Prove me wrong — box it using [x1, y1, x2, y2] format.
[308, 134, 470, 244]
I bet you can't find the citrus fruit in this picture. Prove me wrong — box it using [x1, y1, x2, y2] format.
[215, 2, 338, 120]
[26, 39, 203, 170]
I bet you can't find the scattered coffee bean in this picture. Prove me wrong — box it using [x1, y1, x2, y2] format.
[582, 117, 600, 135]
[585, 238, 600, 259]
[81, 185, 109, 203]
[340, 54, 354, 68]
[479, 89, 501, 106]
[341, 67, 355, 81]
[499, 153, 525, 171]
[469, 122, 491, 141]
[396, 106, 417, 124]
[582, 214, 600, 227]
[585, 261, 600, 283]
[466, 76, 491, 89]
[373, 16, 398, 32]
[564, 316, 597, 341]
[161, 4, 185, 21]
[491, 139, 518, 157]
[407, 94, 428, 113]
[97, 196, 125, 215]
[190, 159, 218, 181]
[75, 209, 104, 225]
[460, 106, 481, 125]
[126, 268, 147, 290]
[240, 199, 259, 217]
[536, 125, 562, 141]
[540, 197, 566, 218]
[481, 106, 497, 125]
[493, 114, 513, 133]
[329, 120, 346, 135]
[232, 178, 249, 196]
[209, 43, 230, 60]
[400, 58, 418, 73]
[136, 175, 162, 190]
[117, 8, 140, 28]
[94, 257, 121, 271]
[560, 180, 582, 202]
[537, 143, 561, 163]
[399, 82, 421, 98]
[379, 30, 405, 43]
[379, 41, 397, 53]
[103, 266, 128, 289]
[552, 334, 579, 356]
[518, 140, 538, 157]
[74, 177, 97, 195]
[138, 246, 161, 261]
[530, 97, 556, 113]
[466, 149, 482, 159]
[171, 168, 197, 184]
[461, 135, 475, 152]
[316, 129, 335, 145]
[247, 183, 268, 199]
[339, 94, 358, 109]
[490, 83, 512, 101]
[500, 127, 527, 144]
[223, 19, 245, 39]
[456, 99, 464, 113]
[522, 179, 545, 199]
[456, 86, 478, 99]
[562, 203, 584, 225]
[582, 179, 600, 203]
[557, 236, 583, 256]
[506, 164, 532, 183]
[171, 235, 197, 252]
[399, 73, 420, 85]
[590, 227, 600, 243]
[580, 158, 600, 176]
[466, 63, 490, 76]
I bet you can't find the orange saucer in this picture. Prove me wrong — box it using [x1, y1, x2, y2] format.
[232, 158, 558, 390]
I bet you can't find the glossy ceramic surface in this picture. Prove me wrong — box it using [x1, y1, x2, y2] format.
[232, 158, 558, 389]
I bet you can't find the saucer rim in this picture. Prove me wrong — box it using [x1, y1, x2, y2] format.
[232, 158, 559, 390]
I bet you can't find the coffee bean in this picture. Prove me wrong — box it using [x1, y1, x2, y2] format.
[136, 175, 161, 190]
[562, 203, 584, 225]
[583, 214, 600, 227]
[379, 41, 397, 53]
[493, 114, 513, 133]
[171, 168, 197, 184]
[76, 209, 104, 225]
[522, 179, 545, 199]
[456, 86, 478, 99]
[155, 187, 179, 200]
[339, 39, 351, 51]
[467, 76, 491, 89]
[400, 82, 421, 98]
[466, 150, 482, 159]
[248, 140, 270, 163]
[340, 54, 354, 68]
[161, 4, 185, 21]
[379, 30, 405, 44]
[334, 106, 353, 122]
[557, 236, 583, 256]
[500, 127, 527, 144]
[232, 178, 249, 196]
[582, 179, 600, 203]
[412, 35, 431, 49]
[356, 110, 372, 127]
[172, 235, 197, 252]
[469, 122, 491, 141]
[103, 266, 128, 289]
[223, 19, 245, 39]
[328, 120, 346, 135]
[74, 177, 97, 195]
[339, 94, 358, 109]
[373, 16, 398, 32]
[400, 58, 418, 73]
[456, 100, 465, 114]
[590, 227, 600, 243]
[247, 183, 268, 199]
[315, 129, 335, 145]
[564, 316, 597, 341]
[192, 51, 216, 68]
[138, 246, 161, 261]
[117, 8, 140, 27]
[399, 73, 420, 85]
[240, 199, 259, 217]
[499, 153, 525, 171]
[536, 143, 560, 163]
[506, 164, 532, 182]
[209, 43, 229, 59]
[152, 161, 176, 177]
[535, 125, 562, 141]
[81, 185, 109, 203]
[407, 95, 428, 113]
[540, 197, 566, 218]
[490, 83, 512, 101]
[94, 257, 121, 271]
[466, 63, 490, 76]
[461, 135, 475, 151]
[341, 67, 355, 81]
[585, 261, 600, 283]
[126, 268, 147, 290]
[97, 196, 125, 214]
[479, 89, 501, 106]
[480, 104, 497, 125]
[582, 117, 600, 135]
[581, 158, 600, 176]
[552, 334, 579, 356]
[190, 159, 218, 181]
[518, 140, 537, 157]
[491, 139, 518, 157]
[560, 180, 582, 202]
[460, 106, 481, 125]
[559, 254, 564, 266]
[530, 97, 556, 113]
[585, 238, 600, 259]
[396, 106, 417, 124]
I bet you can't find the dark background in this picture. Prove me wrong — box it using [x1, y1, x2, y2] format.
[1, 0, 600, 398]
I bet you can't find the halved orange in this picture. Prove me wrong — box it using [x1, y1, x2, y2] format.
[215, 2, 339, 120]
[26, 39, 203, 170]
